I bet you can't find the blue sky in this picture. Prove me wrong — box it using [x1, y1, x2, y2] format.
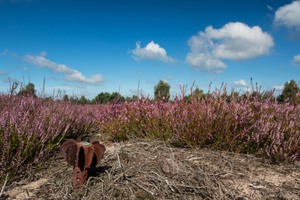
[0, 0, 299, 99]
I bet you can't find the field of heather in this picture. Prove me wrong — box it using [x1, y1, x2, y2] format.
[0, 87, 300, 199]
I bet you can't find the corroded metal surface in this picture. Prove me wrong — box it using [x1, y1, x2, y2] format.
[60, 138, 106, 189]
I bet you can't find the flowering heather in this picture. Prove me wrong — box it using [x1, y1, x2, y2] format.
[0, 85, 299, 184]
[0, 95, 96, 183]
[98, 87, 300, 162]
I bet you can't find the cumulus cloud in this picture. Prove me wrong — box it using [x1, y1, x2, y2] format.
[274, 85, 284, 91]
[267, 5, 273, 11]
[186, 22, 274, 73]
[185, 52, 226, 73]
[293, 54, 300, 65]
[0, 71, 7, 76]
[131, 41, 175, 63]
[24, 52, 103, 84]
[274, 1, 300, 32]
[234, 79, 247, 87]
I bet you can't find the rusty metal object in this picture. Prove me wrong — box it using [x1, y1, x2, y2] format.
[60, 138, 106, 189]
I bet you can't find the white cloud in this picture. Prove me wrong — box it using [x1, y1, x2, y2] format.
[0, 71, 7, 76]
[24, 52, 103, 84]
[3, 77, 21, 84]
[267, 5, 273, 11]
[39, 51, 47, 57]
[185, 52, 226, 73]
[1, 49, 9, 56]
[207, 23, 274, 60]
[274, 1, 300, 31]
[293, 54, 300, 65]
[273, 85, 284, 91]
[131, 41, 175, 63]
[186, 22, 274, 73]
[234, 79, 247, 87]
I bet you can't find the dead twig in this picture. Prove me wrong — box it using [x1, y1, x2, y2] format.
[0, 173, 9, 197]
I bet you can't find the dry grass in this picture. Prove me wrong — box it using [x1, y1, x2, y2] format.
[2, 139, 300, 199]
[42, 140, 230, 199]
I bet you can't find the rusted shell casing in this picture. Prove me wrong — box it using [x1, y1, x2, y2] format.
[60, 139, 106, 189]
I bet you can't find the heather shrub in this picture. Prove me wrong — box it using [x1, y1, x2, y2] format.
[98, 86, 300, 162]
[0, 95, 96, 183]
[0, 83, 299, 185]
[99, 100, 173, 141]
[172, 89, 300, 162]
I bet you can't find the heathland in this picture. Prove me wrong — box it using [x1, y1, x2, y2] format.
[0, 82, 299, 199]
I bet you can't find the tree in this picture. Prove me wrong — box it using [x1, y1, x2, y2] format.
[183, 87, 204, 102]
[224, 91, 240, 103]
[277, 80, 299, 105]
[154, 80, 170, 101]
[110, 92, 125, 103]
[70, 96, 79, 103]
[93, 92, 111, 104]
[78, 95, 90, 104]
[191, 87, 204, 101]
[126, 95, 139, 102]
[18, 82, 37, 97]
[92, 92, 125, 104]
[63, 94, 69, 102]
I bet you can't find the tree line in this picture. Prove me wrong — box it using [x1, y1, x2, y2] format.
[10, 79, 300, 105]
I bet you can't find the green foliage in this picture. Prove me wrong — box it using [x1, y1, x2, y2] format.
[193, 87, 204, 98]
[65, 95, 91, 104]
[110, 92, 125, 103]
[277, 80, 300, 105]
[154, 80, 170, 101]
[18, 82, 37, 97]
[92, 92, 125, 104]
[94, 92, 110, 104]
[125, 95, 139, 102]
[63, 94, 69, 102]
[78, 95, 90, 104]
[184, 87, 205, 102]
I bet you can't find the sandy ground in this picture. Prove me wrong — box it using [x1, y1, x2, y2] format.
[2, 139, 300, 200]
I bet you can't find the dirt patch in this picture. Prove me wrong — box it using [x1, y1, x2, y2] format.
[6, 178, 48, 199]
[1, 140, 300, 199]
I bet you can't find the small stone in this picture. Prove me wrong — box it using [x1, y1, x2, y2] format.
[158, 157, 179, 176]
